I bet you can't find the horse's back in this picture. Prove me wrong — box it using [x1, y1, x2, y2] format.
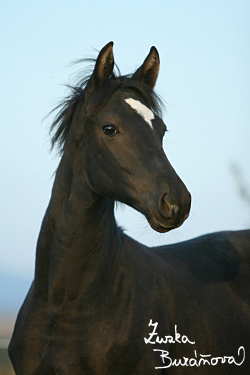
[153, 229, 250, 318]
[153, 230, 250, 283]
[151, 230, 250, 373]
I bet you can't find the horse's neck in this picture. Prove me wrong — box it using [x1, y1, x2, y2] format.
[34, 153, 120, 305]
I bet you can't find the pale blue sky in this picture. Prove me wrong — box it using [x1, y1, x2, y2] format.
[1, 0, 250, 279]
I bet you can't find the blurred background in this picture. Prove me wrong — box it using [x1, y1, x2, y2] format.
[1, 1, 249, 373]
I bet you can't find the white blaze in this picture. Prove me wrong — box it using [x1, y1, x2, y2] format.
[125, 98, 155, 129]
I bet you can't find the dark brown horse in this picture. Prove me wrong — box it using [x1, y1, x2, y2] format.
[9, 42, 250, 374]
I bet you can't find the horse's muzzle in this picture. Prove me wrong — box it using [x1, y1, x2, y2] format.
[145, 191, 191, 233]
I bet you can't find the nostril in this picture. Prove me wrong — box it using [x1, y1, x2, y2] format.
[162, 194, 170, 212]
[161, 194, 178, 218]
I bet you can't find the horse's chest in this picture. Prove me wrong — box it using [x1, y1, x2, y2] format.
[36, 305, 162, 375]
[41, 315, 152, 374]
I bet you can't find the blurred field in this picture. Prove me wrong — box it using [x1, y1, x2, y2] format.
[0, 348, 15, 375]
[0, 316, 15, 375]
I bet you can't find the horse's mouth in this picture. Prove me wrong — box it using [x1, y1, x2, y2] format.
[134, 200, 190, 233]
[148, 218, 175, 233]
[145, 209, 189, 233]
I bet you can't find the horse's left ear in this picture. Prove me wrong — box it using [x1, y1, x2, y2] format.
[131, 46, 160, 88]
[85, 42, 114, 97]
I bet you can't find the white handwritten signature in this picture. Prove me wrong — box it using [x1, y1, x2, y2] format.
[144, 319, 195, 345]
[144, 320, 245, 368]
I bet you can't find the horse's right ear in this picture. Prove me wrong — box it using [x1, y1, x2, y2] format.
[85, 42, 114, 99]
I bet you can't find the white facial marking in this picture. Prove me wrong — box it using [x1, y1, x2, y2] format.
[125, 98, 155, 129]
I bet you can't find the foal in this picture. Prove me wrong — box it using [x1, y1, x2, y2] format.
[9, 42, 250, 375]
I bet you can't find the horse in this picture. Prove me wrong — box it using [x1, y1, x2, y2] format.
[9, 42, 250, 374]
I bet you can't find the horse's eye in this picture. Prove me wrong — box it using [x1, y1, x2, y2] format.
[102, 125, 118, 135]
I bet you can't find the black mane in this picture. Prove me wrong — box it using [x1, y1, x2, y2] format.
[50, 58, 164, 154]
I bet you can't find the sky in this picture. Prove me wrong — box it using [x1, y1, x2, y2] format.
[1, 0, 250, 285]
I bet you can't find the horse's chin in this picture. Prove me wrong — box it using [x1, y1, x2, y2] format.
[133, 202, 189, 233]
[148, 219, 174, 233]
[147, 213, 188, 233]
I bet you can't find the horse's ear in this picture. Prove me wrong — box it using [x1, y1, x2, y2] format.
[131, 46, 159, 88]
[85, 41, 114, 97]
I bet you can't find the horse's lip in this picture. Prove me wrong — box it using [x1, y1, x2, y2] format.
[145, 211, 176, 233]
[149, 220, 175, 233]
[134, 203, 185, 233]
[144, 207, 187, 233]
[150, 216, 188, 233]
